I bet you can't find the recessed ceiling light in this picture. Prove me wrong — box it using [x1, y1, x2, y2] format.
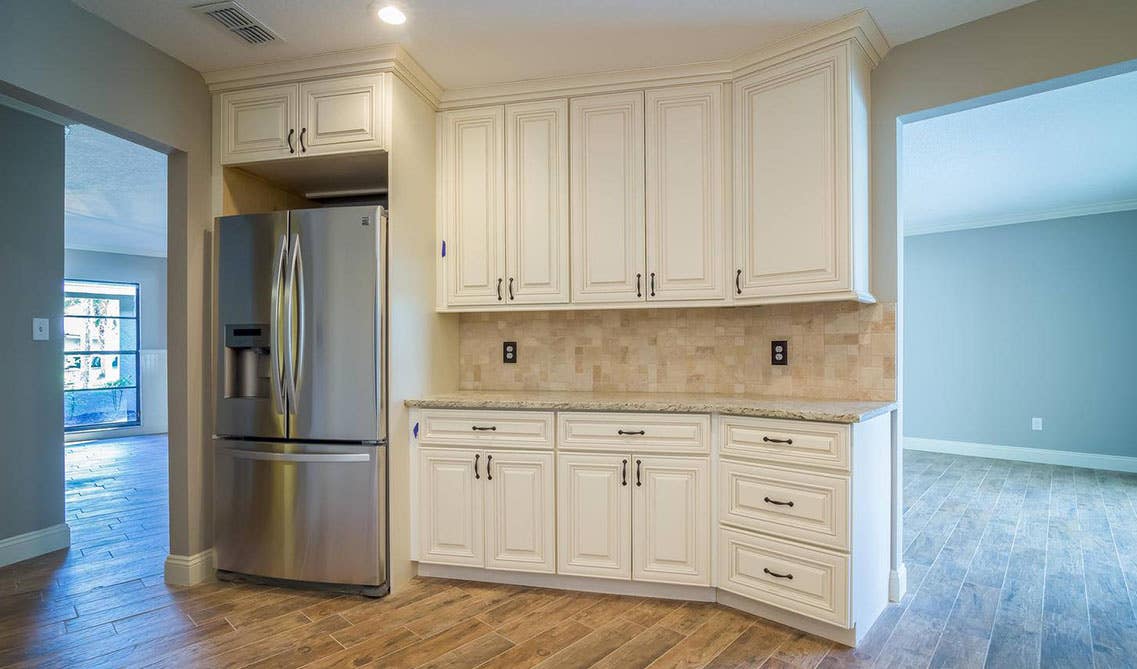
[376, 5, 406, 25]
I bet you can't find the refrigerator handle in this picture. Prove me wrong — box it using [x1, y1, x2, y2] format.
[285, 233, 306, 413]
[269, 233, 288, 414]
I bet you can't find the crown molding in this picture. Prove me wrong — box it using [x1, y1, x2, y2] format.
[202, 43, 442, 108]
[438, 8, 890, 110]
[904, 197, 1137, 237]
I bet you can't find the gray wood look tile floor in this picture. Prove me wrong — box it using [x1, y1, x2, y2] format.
[2, 439, 1136, 668]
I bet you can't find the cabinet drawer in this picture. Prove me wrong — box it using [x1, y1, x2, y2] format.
[720, 417, 849, 471]
[718, 526, 849, 627]
[418, 410, 554, 449]
[719, 460, 849, 550]
[558, 412, 709, 453]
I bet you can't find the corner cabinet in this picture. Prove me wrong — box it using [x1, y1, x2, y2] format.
[732, 42, 872, 303]
[438, 100, 570, 309]
[219, 73, 390, 165]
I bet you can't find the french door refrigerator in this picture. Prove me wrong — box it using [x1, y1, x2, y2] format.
[213, 205, 388, 596]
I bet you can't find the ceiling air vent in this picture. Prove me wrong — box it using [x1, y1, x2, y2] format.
[193, 1, 279, 45]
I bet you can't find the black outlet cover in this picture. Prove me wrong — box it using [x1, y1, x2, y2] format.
[771, 340, 788, 366]
[503, 341, 517, 364]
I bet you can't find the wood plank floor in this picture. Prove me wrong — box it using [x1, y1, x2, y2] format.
[2, 438, 1136, 668]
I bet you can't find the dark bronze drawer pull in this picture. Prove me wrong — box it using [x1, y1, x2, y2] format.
[636, 459, 642, 487]
[486, 454, 493, 480]
[762, 436, 793, 445]
[474, 453, 480, 480]
[621, 459, 628, 486]
[764, 496, 794, 507]
[618, 429, 645, 436]
[471, 425, 497, 431]
[763, 567, 793, 580]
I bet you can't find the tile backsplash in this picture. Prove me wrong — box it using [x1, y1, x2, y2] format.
[459, 302, 896, 401]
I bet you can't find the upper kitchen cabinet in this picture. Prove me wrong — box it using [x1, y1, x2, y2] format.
[645, 84, 728, 302]
[733, 42, 873, 303]
[570, 91, 646, 304]
[219, 73, 391, 165]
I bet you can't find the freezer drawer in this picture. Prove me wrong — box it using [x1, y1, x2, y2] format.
[214, 440, 386, 587]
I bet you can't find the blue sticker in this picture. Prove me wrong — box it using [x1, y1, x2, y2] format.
[413, 422, 420, 438]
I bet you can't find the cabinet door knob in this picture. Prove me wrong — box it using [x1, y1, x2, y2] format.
[736, 269, 742, 295]
[287, 129, 295, 154]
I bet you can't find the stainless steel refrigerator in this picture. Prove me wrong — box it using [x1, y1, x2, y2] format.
[212, 205, 388, 596]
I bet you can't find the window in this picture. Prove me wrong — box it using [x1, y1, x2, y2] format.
[64, 280, 141, 431]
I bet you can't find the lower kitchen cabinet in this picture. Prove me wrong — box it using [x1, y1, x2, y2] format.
[419, 447, 555, 573]
[556, 452, 710, 585]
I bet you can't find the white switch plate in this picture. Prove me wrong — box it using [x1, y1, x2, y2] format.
[1031, 417, 1043, 431]
[32, 318, 50, 341]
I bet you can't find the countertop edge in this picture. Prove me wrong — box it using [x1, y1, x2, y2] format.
[404, 398, 898, 425]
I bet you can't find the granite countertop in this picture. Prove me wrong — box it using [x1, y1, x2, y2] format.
[405, 390, 896, 424]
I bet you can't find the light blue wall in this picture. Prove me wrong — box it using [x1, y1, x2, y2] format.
[904, 210, 1137, 457]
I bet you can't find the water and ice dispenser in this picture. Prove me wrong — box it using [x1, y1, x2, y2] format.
[223, 324, 272, 399]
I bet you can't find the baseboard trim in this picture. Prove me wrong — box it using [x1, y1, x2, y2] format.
[889, 564, 907, 602]
[417, 563, 716, 602]
[0, 523, 71, 568]
[905, 437, 1137, 473]
[165, 549, 215, 586]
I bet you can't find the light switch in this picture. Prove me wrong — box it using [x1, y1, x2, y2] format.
[32, 318, 50, 341]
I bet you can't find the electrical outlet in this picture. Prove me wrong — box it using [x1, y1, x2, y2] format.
[503, 341, 517, 364]
[771, 340, 788, 365]
[1032, 417, 1043, 431]
[32, 318, 49, 341]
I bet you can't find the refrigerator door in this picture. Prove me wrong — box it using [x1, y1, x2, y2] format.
[286, 206, 386, 442]
[214, 439, 386, 587]
[215, 212, 290, 440]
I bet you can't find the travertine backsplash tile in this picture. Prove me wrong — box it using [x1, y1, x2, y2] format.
[458, 302, 896, 401]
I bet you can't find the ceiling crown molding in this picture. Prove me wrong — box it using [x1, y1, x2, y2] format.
[202, 43, 442, 107]
[904, 198, 1137, 237]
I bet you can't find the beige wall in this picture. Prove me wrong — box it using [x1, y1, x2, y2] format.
[460, 302, 896, 401]
[0, 0, 213, 560]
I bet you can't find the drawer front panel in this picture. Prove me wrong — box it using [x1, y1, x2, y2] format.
[719, 460, 849, 550]
[418, 410, 555, 449]
[558, 412, 710, 453]
[720, 416, 849, 471]
[718, 527, 849, 627]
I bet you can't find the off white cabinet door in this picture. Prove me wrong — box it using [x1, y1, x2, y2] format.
[733, 45, 851, 299]
[419, 447, 484, 567]
[220, 84, 298, 164]
[632, 456, 710, 585]
[557, 453, 632, 579]
[505, 100, 570, 304]
[298, 74, 388, 156]
[570, 91, 646, 304]
[484, 450, 556, 573]
[439, 106, 507, 306]
[645, 84, 727, 302]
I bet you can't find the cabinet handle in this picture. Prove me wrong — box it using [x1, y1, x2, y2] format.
[763, 496, 794, 507]
[496, 278, 503, 301]
[508, 277, 514, 300]
[471, 425, 497, 431]
[736, 269, 742, 295]
[287, 129, 295, 154]
[621, 459, 627, 486]
[763, 567, 793, 580]
[299, 127, 307, 153]
[762, 436, 793, 445]
[474, 453, 480, 480]
[486, 454, 493, 480]
[635, 459, 642, 487]
[617, 429, 645, 436]
[636, 273, 642, 298]
[649, 272, 656, 297]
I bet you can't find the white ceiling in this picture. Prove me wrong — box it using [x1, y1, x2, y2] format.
[71, 0, 1033, 89]
[66, 124, 168, 258]
[902, 68, 1137, 236]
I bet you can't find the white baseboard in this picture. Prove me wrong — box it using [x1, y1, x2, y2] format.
[164, 548, 215, 586]
[0, 523, 71, 568]
[417, 563, 716, 602]
[889, 565, 907, 602]
[905, 437, 1137, 473]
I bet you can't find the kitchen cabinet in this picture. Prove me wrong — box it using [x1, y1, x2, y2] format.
[570, 91, 646, 304]
[484, 450, 556, 573]
[732, 43, 872, 303]
[438, 106, 506, 306]
[219, 74, 390, 165]
[418, 447, 484, 567]
[645, 84, 727, 302]
[556, 452, 632, 579]
[632, 455, 710, 585]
